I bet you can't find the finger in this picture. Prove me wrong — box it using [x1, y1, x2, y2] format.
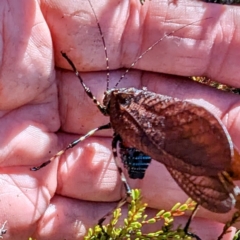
[55, 134, 240, 228]
[0, 1, 61, 237]
[0, 0, 56, 111]
[43, 0, 240, 87]
[0, 0, 60, 166]
[56, 136, 122, 202]
[0, 166, 56, 239]
[31, 195, 236, 239]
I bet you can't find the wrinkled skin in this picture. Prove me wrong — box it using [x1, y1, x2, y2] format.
[0, 0, 240, 239]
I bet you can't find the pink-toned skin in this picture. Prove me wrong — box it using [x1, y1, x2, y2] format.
[0, 0, 239, 239]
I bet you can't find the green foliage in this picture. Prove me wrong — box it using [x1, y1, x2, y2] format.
[234, 229, 240, 240]
[84, 189, 197, 240]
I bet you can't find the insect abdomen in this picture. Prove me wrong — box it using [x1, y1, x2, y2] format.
[119, 143, 152, 179]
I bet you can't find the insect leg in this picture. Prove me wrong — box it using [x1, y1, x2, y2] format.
[61, 52, 108, 116]
[218, 211, 240, 239]
[98, 197, 127, 227]
[30, 123, 111, 171]
[183, 204, 202, 240]
[112, 134, 131, 196]
[98, 134, 132, 226]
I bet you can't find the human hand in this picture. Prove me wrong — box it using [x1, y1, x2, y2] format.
[0, 0, 239, 239]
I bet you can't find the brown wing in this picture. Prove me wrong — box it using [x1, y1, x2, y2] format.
[110, 88, 233, 177]
[167, 166, 237, 213]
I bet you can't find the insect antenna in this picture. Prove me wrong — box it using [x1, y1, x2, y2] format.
[114, 17, 212, 89]
[87, 0, 110, 91]
[62, 0, 112, 112]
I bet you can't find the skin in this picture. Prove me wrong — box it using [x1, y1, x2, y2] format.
[0, 0, 240, 239]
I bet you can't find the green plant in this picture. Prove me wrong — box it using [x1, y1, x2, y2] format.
[84, 189, 197, 240]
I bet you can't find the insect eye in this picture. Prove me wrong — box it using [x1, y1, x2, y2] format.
[118, 93, 130, 106]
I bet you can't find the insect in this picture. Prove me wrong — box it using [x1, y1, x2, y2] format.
[31, 0, 240, 237]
